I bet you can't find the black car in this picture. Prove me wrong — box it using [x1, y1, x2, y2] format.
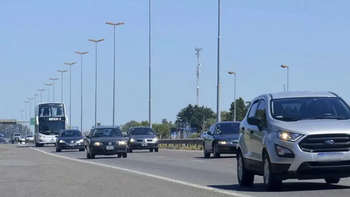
[84, 126, 127, 159]
[56, 129, 85, 152]
[203, 121, 240, 158]
[125, 126, 159, 153]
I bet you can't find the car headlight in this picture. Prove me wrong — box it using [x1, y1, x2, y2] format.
[39, 135, 45, 138]
[93, 142, 101, 146]
[59, 140, 65, 143]
[218, 141, 227, 145]
[153, 137, 158, 142]
[130, 138, 134, 143]
[277, 131, 303, 142]
[78, 139, 84, 143]
[118, 141, 126, 145]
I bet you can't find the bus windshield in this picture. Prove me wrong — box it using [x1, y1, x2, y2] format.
[39, 105, 65, 117]
[39, 120, 65, 135]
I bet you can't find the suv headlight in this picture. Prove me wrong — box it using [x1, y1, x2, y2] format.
[277, 131, 303, 142]
[93, 142, 101, 146]
[153, 137, 158, 142]
[117, 141, 126, 145]
[130, 138, 135, 143]
[78, 139, 84, 143]
[218, 141, 227, 144]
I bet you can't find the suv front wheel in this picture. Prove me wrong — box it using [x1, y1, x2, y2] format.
[263, 151, 282, 191]
[237, 150, 254, 187]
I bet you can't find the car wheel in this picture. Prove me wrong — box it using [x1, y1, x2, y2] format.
[150, 149, 154, 152]
[155, 148, 159, 152]
[56, 148, 61, 152]
[237, 150, 254, 187]
[325, 178, 340, 184]
[117, 153, 122, 158]
[213, 145, 220, 158]
[86, 151, 91, 159]
[122, 152, 127, 158]
[263, 151, 282, 191]
[79, 148, 84, 152]
[203, 143, 210, 158]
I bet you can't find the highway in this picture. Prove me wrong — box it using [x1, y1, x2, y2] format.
[1, 145, 350, 197]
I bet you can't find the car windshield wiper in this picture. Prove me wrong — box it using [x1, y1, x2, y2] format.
[302, 116, 350, 120]
[275, 117, 300, 121]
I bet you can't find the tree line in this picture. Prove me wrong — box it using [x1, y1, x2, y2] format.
[120, 97, 250, 139]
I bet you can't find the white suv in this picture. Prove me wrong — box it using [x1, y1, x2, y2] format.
[236, 91, 350, 191]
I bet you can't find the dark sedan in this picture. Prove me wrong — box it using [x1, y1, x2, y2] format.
[85, 126, 127, 159]
[56, 129, 85, 152]
[125, 126, 159, 153]
[203, 121, 240, 158]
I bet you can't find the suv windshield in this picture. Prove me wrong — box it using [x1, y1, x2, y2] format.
[92, 128, 122, 137]
[60, 130, 82, 137]
[130, 127, 155, 135]
[271, 97, 350, 121]
[216, 123, 240, 134]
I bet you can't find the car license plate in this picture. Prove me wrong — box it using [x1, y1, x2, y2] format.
[317, 152, 344, 162]
[106, 145, 114, 150]
[142, 141, 148, 146]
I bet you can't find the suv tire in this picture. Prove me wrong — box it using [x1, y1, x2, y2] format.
[263, 151, 282, 191]
[237, 150, 254, 187]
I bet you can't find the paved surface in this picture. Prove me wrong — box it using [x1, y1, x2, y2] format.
[2, 144, 350, 197]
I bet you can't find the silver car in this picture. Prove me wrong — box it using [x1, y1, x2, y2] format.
[236, 91, 350, 191]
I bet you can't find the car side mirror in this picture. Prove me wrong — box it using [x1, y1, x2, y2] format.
[85, 135, 90, 138]
[247, 116, 262, 126]
[207, 132, 213, 135]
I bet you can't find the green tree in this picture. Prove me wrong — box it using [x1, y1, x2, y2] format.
[227, 97, 249, 121]
[176, 104, 216, 132]
[121, 120, 140, 133]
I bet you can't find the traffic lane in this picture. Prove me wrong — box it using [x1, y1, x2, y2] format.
[4, 144, 238, 197]
[32, 145, 350, 197]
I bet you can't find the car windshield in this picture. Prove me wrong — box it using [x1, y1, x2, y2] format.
[39, 120, 65, 135]
[14, 133, 21, 136]
[39, 105, 65, 117]
[61, 130, 82, 137]
[130, 127, 155, 135]
[215, 123, 240, 134]
[92, 128, 122, 137]
[271, 97, 350, 121]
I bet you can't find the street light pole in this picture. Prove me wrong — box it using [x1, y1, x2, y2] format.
[75, 52, 88, 131]
[34, 94, 39, 106]
[228, 71, 237, 121]
[37, 89, 45, 103]
[106, 22, 124, 127]
[20, 109, 24, 134]
[281, 65, 289, 92]
[24, 101, 29, 136]
[88, 39, 105, 127]
[44, 83, 52, 102]
[49, 78, 59, 102]
[148, 0, 152, 128]
[57, 70, 68, 103]
[216, 0, 221, 122]
[28, 98, 33, 133]
[65, 62, 77, 129]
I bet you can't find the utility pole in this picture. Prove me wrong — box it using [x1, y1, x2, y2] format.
[57, 70, 68, 103]
[24, 101, 29, 136]
[148, 0, 152, 128]
[28, 98, 34, 133]
[216, 0, 221, 122]
[281, 65, 289, 92]
[195, 47, 202, 106]
[44, 83, 52, 102]
[34, 94, 39, 106]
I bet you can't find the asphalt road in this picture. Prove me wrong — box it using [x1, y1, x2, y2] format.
[2, 144, 350, 197]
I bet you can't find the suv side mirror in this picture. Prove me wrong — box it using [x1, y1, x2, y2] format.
[247, 116, 262, 126]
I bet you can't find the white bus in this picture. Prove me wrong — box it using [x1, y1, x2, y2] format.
[34, 102, 68, 147]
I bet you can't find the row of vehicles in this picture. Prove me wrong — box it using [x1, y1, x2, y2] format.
[201, 91, 350, 191]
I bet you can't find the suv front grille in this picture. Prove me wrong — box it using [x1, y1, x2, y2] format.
[298, 134, 350, 152]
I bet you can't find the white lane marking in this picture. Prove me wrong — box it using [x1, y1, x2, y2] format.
[31, 148, 254, 197]
[156, 156, 167, 159]
[190, 159, 205, 162]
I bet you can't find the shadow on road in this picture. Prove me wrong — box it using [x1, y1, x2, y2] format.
[207, 182, 350, 192]
[193, 155, 236, 159]
[77, 156, 120, 160]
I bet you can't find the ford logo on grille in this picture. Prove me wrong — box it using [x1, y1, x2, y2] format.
[324, 139, 335, 145]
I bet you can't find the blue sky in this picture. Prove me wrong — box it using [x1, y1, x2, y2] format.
[1, 0, 350, 131]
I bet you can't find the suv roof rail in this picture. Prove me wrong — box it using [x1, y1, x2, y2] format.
[329, 91, 339, 97]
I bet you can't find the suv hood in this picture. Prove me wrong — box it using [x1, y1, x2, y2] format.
[129, 135, 156, 140]
[273, 119, 350, 135]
